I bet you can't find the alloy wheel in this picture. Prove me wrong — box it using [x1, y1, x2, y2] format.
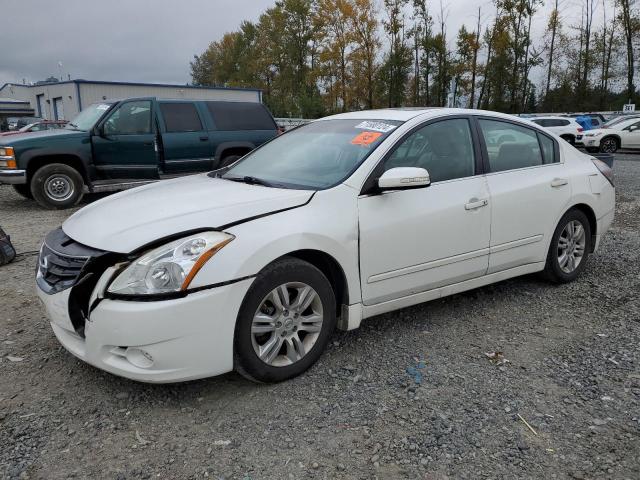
[557, 220, 586, 274]
[251, 282, 324, 367]
[601, 138, 617, 153]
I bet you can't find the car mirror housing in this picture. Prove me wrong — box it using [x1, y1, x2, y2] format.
[378, 167, 431, 191]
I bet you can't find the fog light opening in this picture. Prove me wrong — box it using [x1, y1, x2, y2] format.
[125, 347, 154, 369]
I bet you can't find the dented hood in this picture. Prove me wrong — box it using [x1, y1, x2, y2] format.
[63, 173, 314, 253]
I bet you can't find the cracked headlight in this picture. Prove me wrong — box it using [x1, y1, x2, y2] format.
[107, 231, 234, 296]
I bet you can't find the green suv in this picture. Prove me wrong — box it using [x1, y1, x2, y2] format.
[0, 98, 279, 209]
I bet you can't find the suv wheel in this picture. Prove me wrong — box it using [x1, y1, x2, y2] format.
[31, 163, 84, 209]
[599, 137, 618, 153]
[542, 209, 591, 283]
[12, 184, 33, 199]
[234, 257, 336, 383]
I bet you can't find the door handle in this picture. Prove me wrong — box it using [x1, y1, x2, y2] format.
[465, 198, 489, 210]
[551, 178, 568, 187]
[199, 136, 209, 141]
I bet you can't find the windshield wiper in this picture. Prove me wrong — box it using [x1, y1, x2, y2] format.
[66, 122, 83, 131]
[224, 175, 277, 188]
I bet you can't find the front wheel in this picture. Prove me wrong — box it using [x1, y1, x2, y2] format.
[234, 257, 336, 383]
[599, 137, 618, 154]
[542, 209, 591, 283]
[30, 163, 84, 210]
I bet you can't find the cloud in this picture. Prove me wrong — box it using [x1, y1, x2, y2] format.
[0, 0, 274, 86]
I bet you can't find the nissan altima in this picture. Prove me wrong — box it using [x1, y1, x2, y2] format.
[36, 109, 615, 383]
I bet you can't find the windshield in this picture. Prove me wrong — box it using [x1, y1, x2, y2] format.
[223, 119, 402, 189]
[66, 102, 113, 131]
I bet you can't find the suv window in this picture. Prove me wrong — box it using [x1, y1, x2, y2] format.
[206, 102, 277, 131]
[160, 103, 203, 132]
[384, 118, 476, 182]
[103, 101, 152, 135]
[478, 119, 544, 172]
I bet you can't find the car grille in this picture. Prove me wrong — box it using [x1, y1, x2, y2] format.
[37, 243, 89, 294]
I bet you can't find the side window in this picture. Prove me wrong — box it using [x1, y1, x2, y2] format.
[159, 103, 203, 132]
[478, 119, 543, 172]
[532, 119, 546, 127]
[384, 118, 476, 183]
[560, 120, 570, 126]
[206, 102, 277, 131]
[538, 133, 556, 164]
[103, 101, 152, 135]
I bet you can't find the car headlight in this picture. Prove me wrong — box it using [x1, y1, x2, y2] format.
[585, 132, 602, 137]
[0, 147, 17, 168]
[107, 231, 234, 296]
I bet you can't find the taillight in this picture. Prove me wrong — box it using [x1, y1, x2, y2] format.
[592, 158, 614, 187]
[577, 127, 583, 133]
[277, 127, 285, 135]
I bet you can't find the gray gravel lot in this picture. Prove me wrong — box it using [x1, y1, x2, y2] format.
[1, 154, 639, 480]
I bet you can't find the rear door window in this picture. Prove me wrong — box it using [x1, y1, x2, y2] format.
[478, 119, 544, 172]
[160, 103, 203, 132]
[206, 102, 277, 131]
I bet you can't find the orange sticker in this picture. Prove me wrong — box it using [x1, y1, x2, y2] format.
[351, 131, 382, 146]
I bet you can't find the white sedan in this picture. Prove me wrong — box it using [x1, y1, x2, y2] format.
[36, 109, 615, 383]
[581, 116, 640, 153]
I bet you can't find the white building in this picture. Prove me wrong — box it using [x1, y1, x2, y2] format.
[0, 80, 263, 121]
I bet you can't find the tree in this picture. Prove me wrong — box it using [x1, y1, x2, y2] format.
[617, 0, 640, 102]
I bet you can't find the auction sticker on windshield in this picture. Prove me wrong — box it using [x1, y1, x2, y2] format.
[351, 131, 382, 146]
[354, 121, 398, 133]
[96, 104, 110, 110]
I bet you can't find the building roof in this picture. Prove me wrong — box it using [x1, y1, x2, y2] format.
[0, 79, 262, 94]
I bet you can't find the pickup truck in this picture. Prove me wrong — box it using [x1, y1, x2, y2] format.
[0, 98, 279, 209]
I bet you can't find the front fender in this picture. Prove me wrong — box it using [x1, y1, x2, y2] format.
[190, 186, 362, 304]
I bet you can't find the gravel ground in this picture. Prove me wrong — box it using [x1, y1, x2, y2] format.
[1, 154, 639, 480]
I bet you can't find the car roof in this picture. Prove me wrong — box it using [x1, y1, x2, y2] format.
[320, 108, 525, 123]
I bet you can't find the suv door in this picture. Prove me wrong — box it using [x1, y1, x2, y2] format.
[92, 100, 158, 179]
[358, 117, 491, 305]
[620, 120, 640, 148]
[158, 102, 213, 173]
[476, 118, 571, 274]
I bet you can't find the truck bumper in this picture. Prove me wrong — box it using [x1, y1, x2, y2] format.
[0, 169, 27, 184]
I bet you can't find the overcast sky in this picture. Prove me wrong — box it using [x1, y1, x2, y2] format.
[1, 0, 583, 88]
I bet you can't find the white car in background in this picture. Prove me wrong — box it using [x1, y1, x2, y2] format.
[582, 117, 640, 153]
[529, 116, 584, 145]
[36, 108, 615, 384]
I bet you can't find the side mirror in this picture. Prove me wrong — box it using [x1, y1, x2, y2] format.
[378, 167, 431, 191]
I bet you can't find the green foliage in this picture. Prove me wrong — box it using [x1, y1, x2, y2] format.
[190, 0, 640, 117]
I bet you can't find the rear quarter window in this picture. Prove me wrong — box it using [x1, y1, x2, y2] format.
[206, 102, 277, 131]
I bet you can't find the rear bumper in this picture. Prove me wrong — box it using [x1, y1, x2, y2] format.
[0, 169, 27, 184]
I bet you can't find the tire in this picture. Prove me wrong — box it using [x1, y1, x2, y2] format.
[599, 136, 618, 154]
[219, 155, 242, 169]
[560, 135, 575, 145]
[12, 184, 33, 199]
[234, 257, 336, 383]
[542, 209, 592, 284]
[30, 163, 84, 210]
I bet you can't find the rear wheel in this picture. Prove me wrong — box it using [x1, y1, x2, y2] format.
[599, 137, 618, 153]
[12, 184, 33, 199]
[234, 257, 336, 383]
[542, 209, 591, 283]
[30, 163, 84, 209]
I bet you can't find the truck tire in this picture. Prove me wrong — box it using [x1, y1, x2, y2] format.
[31, 163, 84, 210]
[12, 184, 33, 199]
